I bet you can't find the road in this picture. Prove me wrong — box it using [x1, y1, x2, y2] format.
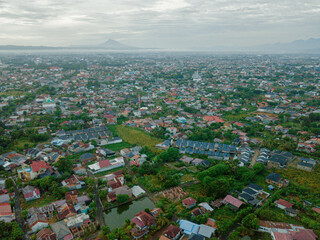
[12, 178, 27, 239]
[250, 149, 260, 168]
[86, 169, 105, 227]
[123, 157, 156, 201]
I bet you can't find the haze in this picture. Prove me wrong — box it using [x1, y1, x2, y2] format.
[0, 0, 319, 49]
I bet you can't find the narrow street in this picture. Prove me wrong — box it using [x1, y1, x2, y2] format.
[12, 178, 27, 239]
[250, 149, 260, 168]
[86, 170, 105, 227]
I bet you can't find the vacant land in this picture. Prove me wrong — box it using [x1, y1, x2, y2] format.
[112, 125, 163, 154]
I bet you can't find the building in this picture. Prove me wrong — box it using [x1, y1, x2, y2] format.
[28, 213, 48, 233]
[163, 224, 182, 240]
[131, 210, 157, 230]
[0, 202, 14, 222]
[223, 195, 244, 211]
[36, 228, 56, 240]
[88, 157, 125, 174]
[51, 221, 73, 240]
[266, 173, 289, 188]
[61, 175, 85, 190]
[182, 197, 197, 209]
[22, 185, 41, 201]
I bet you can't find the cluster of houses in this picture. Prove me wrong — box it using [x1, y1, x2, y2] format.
[27, 190, 94, 240]
[120, 146, 147, 167]
[174, 139, 237, 160]
[52, 125, 122, 146]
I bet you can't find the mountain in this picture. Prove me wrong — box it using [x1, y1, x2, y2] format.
[252, 38, 320, 53]
[0, 39, 138, 51]
[98, 39, 137, 50]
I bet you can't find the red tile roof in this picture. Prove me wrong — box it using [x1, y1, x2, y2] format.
[99, 159, 111, 168]
[276, 199, 294, 209]
[223, 195, 244, 208]
[312, 207, 320, 214]
[164, 225, 181, 238]
[0, 202, 12, 216]
[182, 197, 197, 206]
[203, 116, 224, 123]
[31, 161, 51, 172]
[132, 211, 157, 228]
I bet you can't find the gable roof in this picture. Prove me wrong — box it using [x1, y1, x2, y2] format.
[223, 195, 244, 208]
[164, 224, 181, 238]
[182, 197, 197, 206]
[276, 199, 294, 209]
[51, 221, 72, 239]
[31, 161, 51, 173]
[266, 173, 282, 182]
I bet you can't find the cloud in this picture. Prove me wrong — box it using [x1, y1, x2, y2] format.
[0, 0, 319, 48]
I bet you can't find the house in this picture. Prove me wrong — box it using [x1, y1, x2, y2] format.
[259, 220, 317, 240]
[191, 208, 203, 217]
[51, 221, 73, 240]
[275, 199, 294, 210]
[179, 220, 200, 235]
[36, 228, 56, 240]
[56, 202, 77, 220]
[61, 175, 85, 190]
[28, 213, 49, 232]
[88, 157, 125, 174]
[198, 224, 216, 238]
[0, 202, 14, 222]
[22, 185, 41, 201]
[199, 202, 213, 213]
[66, 213, 93, 238]
[96, 148, 115, 157]
[73, 165, 86, 175]
[79, 153, 96, 164]
[223, 195, 244, 211]
[266, 173, 289, 188]
[182, 197, 197, 209]
[163, 224, 181, 240]
[131, 210, 157, 230]
[30, 161, 53, 176]
[297, 158, 316, 171]
[0, 194, 10, 203]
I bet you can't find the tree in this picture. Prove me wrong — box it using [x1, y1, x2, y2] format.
[54, 158, 73, 174]
[242, 213, 259, 230]
[253, 162, 265, 174]
[116, 194, 129, 203]
[5, 178, 14, 189]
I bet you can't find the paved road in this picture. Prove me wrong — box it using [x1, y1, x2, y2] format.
[12, 179, 27, 239]
[86, 169, 105, 227]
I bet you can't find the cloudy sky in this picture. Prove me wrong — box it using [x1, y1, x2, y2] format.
[0, 0, 319, 49]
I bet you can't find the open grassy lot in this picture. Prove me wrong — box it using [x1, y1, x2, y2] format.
[21, 193, 59, 209]
[103, 141, 134, 152]
[112, 125, 163, 154]
[277, 165, 320, 192]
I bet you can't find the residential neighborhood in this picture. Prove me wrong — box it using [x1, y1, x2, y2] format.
[0, 53, 319, 240]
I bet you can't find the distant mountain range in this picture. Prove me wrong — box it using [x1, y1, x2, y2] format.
[251, 38, 320, 53]
[0, 39, 138, 51]
[0, 38, 319, 53]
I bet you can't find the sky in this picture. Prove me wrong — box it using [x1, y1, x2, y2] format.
[0, 0, 319, 49]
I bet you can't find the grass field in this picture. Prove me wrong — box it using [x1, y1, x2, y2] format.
[21, 193, 59, 209]
[103, 141, 134, 152]
[94, 166, 124, 178]
[277, 165, 320, 192]
[112, 125, 163, 154]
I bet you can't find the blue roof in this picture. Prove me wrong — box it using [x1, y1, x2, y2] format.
[179, 220, 200, 235]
